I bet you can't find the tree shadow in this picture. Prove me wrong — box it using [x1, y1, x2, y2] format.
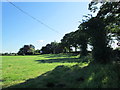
[2, 62, 120, 89]
[39, 53, 79, 58]
[2, 65, 87, 89]
[35, 58, 81, 63]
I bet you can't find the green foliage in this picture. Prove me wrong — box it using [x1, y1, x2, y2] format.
[61, 29, 89, 57]
[89, 1, 120, 40]
[80, 1, 120, 63]
[81, 17, 110, 63]
[79, 63, 120, 88]
[61, 32, 74, 53]
[77, 28, 89, 57]
[17, 44, 35, 55]
[97, 2, 120, 43]
[34, 49, 40, 55]
[41, 41, 63, 54]
[60, 2, 119, 63]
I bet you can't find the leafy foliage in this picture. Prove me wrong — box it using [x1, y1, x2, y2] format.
[41, 41, 63, 54]
[17, 44, 35, 55]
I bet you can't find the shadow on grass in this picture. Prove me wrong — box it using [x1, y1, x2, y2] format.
[3, 65, 87, 89]
[39, 53, 78, 58]
[3, 62, 120, 88]
[35, 58, 80, 63]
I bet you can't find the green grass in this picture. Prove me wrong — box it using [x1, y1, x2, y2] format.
[6, 62, 120, 88]
[2, 54, 120, 88]
[2, 54, 78, 88]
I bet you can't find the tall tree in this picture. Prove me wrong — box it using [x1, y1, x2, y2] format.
[85, 1, 120, 63]
[89, 1, 120, 42]
[82, 17, 109, 63]
[74, 29, 88, 57]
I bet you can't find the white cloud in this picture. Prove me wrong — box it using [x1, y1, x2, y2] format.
[37, 40, 44, 43]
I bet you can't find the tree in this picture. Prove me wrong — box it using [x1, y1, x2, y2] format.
[50, 41, 64, 54]
[50, 41, 59, 54]
[84, 1, 120, 63]
[77, 30, 88, 57]
[18, 44, 35, 55]
[41, 44, 52, 54]
[40, 41, 63, 54]
[60, 28, 89, 57]
[61, 33, 73, 53]
[89, 1, 120, 42]
[82, 17, 110, 63]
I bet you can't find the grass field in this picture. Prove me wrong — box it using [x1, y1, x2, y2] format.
[2, 54, 80, 88]
[2, 54, 120, 88]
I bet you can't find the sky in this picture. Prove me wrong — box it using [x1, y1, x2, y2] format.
[2, 1, 118, 53]
[2, 2, 96, 53]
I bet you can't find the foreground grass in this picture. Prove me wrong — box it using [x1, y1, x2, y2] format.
[2, 54, 79, 88]
[2, 54, 120, 88]
[5, 62, 120, 88]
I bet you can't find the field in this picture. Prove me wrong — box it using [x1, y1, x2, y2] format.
[1, 54, 120, 88]
[2, 54, 80, 88]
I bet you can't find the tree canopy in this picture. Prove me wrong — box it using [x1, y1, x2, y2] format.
[18, 44, 35, 55]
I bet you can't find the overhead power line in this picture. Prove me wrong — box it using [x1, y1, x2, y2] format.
[6, 0, 61, 35]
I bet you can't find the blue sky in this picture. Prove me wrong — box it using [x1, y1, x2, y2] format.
[2, 2, 96, 53]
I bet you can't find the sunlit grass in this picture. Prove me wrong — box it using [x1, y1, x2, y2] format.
[2, 54, 78, 88]
[2, 54, 120, 88]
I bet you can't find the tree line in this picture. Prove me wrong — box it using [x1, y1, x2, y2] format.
[11, 1, 120, 63]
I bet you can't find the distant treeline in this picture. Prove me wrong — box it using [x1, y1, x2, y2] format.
[1, 53, 17, 56]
